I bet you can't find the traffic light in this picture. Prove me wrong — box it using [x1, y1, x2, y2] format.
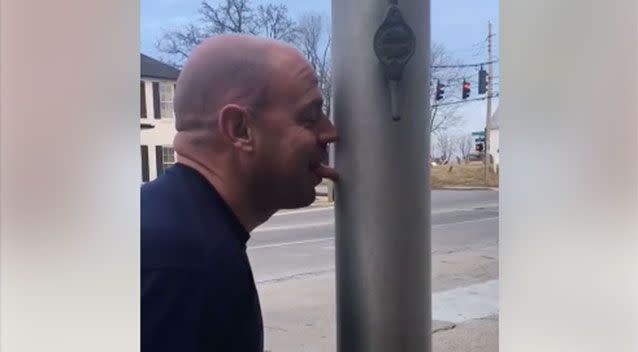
[478, 68, 487, 94]
[475, 143, 484, 152]
[462, 80, 471, 99]
[435, 80, 445, 100]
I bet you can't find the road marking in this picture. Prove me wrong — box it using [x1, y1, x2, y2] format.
[432, 216, 499, 228]
[433, 203, 498, 214]
[248, 237, 333, 250]
[432, 279, 499, 323]
[272, 203, 498, 218]
[249, 217, 498, 250]
[273, 206, 334, 217]
[255, 216, 498, 233]
[253, 221, 334, 233]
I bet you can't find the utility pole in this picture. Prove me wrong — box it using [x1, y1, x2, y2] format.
[484, 21, 494, 184]
[332, 0, 431, 351]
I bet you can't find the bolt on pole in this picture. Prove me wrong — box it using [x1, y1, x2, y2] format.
[332, 0, 432, 351]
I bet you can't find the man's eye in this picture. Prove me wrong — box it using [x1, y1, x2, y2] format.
[304, 111, 321, 124]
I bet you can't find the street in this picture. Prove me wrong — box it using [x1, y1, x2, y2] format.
[248, 189, 499, 352]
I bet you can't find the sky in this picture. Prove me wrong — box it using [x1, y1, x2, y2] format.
[140, 0, 499, 135]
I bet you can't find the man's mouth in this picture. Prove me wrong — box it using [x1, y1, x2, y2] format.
[309, 160, 340, 183]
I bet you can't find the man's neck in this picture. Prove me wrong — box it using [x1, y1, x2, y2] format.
[175, 154, 273, 233]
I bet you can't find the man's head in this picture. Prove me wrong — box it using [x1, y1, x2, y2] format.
[173, 34, 338, 213]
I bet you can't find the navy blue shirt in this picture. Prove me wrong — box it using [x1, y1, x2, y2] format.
[141, 163, 263, 352]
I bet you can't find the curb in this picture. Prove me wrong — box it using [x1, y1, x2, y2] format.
[309, 202, 334, 208]
[310, 196, 334, 208]
[434, 186, 499, 191]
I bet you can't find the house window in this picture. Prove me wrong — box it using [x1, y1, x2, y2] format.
[140, 81, 147, 118]
[161, 145, 175, 170]
[159, 82, 174, 119]
[155, 145, 175, 177]
[141, 145, 149, 182]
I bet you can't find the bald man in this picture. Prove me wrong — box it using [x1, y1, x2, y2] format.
[141, 34, 339, 352]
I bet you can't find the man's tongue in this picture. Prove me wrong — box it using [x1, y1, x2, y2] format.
[311, 163, 340, 182]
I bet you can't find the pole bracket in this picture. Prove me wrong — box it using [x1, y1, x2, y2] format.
[373, 3, 416, 121]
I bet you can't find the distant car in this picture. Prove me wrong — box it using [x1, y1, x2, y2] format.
[468, 153, 483, 162]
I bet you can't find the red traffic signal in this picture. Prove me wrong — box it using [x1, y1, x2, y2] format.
[475, 143, 484, 152]
[435, 80, 445, 100]
[462, 80, 471, 99]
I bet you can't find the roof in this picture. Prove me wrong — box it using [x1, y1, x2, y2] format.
[141, 54, 180, 80]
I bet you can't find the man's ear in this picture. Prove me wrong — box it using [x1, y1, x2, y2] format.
[217, 104, 255, 152]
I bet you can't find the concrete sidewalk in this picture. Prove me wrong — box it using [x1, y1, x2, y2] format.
[433, 315, 498, 352]
[258, 272, 498, 352]
[262, 188, 499, 351]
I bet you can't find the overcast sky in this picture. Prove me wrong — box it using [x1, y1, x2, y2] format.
[140, 0, 499, 134]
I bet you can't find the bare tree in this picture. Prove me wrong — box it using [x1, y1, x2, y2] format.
[296, 13, 332, 116]
[156, 23, 205, 66]
[434, 132, 455, 164]
[256, 4, 299, 43]
[155, 0, 298, 67]
[429, 42, 468, 135]
[455, 134, 474, 162]
[154, 1, 337, 115]
[199, 0, 256, 34]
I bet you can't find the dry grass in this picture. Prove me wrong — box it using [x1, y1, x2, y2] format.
[431, 161, 499, 188]
[314, 162, 498, 201]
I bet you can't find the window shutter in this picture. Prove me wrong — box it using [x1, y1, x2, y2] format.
[153, 82, 160, 119]
[141, 146, 149, 182]
[140, 82, 147, 118]
[155, 145, 164, 177]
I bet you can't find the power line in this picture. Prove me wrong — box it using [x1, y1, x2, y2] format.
[446, 46, 483, 54]
[431, 93, 500, 108]
[447, 44, 487, 55]
[431, 78, 500, 87]
[471, 49, 484, 58]
[446, 38, 488, 53]
[432, 75, 500, 85]
[431, 60, 499, 69]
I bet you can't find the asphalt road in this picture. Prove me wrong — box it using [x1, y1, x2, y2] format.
[248, 189, 500, 351]
[248, 189, 498, 286]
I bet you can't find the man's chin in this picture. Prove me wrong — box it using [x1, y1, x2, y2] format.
[280, 188, 316, 210]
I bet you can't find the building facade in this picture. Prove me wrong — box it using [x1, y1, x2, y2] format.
[489, 107, 500, 172]
[140, 54, 180, 182]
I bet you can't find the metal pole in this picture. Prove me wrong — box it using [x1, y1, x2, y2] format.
[328, 112, 336, 202]
[332, 0, 431, 351]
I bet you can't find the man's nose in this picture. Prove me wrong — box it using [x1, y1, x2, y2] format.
[318, 118, 338, 145]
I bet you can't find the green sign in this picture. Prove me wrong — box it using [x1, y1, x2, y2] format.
[471, 131, 485, 136]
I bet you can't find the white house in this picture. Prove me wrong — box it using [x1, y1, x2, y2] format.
[140, 54, 180, 182]
[488, 107, 500, 172]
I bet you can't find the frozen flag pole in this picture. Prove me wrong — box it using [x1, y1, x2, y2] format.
[332, 0, 432, 351]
